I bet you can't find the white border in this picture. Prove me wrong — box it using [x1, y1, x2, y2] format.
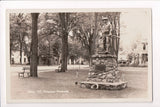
[5, 8, 152, 103]
[1, 0, 160, 107]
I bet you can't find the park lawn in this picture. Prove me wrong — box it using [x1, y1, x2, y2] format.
[10, 67, 148, 100]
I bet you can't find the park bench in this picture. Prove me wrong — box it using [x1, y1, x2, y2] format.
[18, 67, 30, 78]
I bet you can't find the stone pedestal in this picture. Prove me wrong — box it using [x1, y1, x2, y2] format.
[88, 53, 123, 82]
[78, 53, 127, 90]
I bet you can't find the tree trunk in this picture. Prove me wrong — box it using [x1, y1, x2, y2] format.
[10, 43, 12, 64]
[30, 13, 39, 77]
[65, 31, 68, 70]
[88, 33, 93, 66]
[92, 12, 98, 54]
[59, 13, 69, 72]
[88, 46, 92, 66]
[20, 41, 22, 64]
[61, 31, 68, 72]
[89, 13, 98, 66]
[61, 32, 66, 72]
[19, 33, 23, 64]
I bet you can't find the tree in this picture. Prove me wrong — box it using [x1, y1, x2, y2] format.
[10, 13, 31, 64]
[51, 40, 62, 64]
[30, 13, 39, 77]
[59, 13, 70, 72]
[71, 13, 98, 66]
[68, 41, 83, 63]
[38, 13, 61, 65]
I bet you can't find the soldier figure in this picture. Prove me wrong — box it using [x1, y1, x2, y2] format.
[100, 16, 112, 53]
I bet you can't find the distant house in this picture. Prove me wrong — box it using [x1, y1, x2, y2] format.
[118, 40, 148, 66]
[11, 50, 28, 64]
[132, 41, 148, 66]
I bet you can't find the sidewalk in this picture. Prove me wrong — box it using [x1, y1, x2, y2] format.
[10, 64, 90, 72]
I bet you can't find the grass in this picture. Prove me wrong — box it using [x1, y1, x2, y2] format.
[10, 67, 148, 100]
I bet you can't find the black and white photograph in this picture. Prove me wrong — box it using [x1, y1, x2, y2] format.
[6, 8, 152, 102]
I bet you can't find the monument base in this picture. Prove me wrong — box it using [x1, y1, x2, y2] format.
[77, 53, 127, 90]
[79, 81, 127, 90]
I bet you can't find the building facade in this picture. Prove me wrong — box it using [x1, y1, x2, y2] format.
[132, 41, 148, 66]
[11, 51, 29, 64]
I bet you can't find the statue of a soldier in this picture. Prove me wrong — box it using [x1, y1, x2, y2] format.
[98, 16, 112, 54]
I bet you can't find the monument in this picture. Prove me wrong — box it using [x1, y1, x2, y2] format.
[78, 13, 127, 90]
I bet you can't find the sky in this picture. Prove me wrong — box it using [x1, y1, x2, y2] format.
[120, 9, 151, 51]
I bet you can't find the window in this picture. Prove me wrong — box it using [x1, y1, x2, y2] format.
[143, 44, 146, 50]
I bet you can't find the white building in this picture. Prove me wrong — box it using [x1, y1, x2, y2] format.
[11, 51, 28, 64]
[133, 41, 148, 66]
